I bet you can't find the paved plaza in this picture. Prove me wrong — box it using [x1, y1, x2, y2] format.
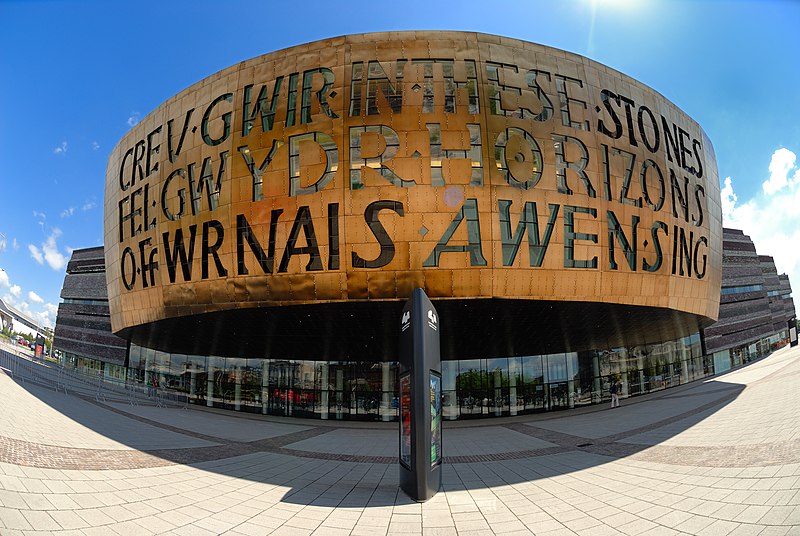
[1, 346, 799, 535]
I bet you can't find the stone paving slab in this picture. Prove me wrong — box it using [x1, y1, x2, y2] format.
[0, 376, 218, 451]
[527, 389, 736, 441]
[285, 426, 556, 458]
[103, 402, 311, 443]
[0, 345, 799, 535]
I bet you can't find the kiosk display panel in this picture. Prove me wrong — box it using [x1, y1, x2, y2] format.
[430, 371, 442, 467]
[400, 373, 412, 468]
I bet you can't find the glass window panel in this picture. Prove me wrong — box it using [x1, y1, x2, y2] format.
[521, 355, 543, 385]
[129, 344, 142, 369]
[457, 359, 484, 416]
[442, 361, 457, 391]
[185, 355, 206, 404]
[153, 349, 169, 376]
[546, 353, 567, 382]
[508, 357, 524, 415]
[486, 358, 508, 386]
[457, 360, 483, 391]
[169, 353, 188, 377]
[487, 358, 508, 417]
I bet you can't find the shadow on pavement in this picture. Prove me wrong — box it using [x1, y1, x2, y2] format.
[0, 345, 756, 508]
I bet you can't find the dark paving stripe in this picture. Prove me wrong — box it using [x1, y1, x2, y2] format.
[94, 399, 236, 444]
[607, 387, 741, 442]
[0, 427, 339, 470]
[0, 435, 174, 469]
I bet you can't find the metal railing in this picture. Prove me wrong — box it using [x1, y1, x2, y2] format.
[0, 345, 187, 409]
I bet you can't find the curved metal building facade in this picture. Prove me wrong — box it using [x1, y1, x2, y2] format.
[100, 32, 725, 419]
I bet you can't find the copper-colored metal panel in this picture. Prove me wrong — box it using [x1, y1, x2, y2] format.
[396, 270, 425, 298]
[346, 272, 369, 300]
[367, 271, 397, 299]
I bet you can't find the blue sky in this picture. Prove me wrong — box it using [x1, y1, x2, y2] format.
[1, 0, 798, 328]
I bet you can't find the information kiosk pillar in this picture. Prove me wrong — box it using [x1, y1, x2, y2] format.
[399, 288, 443, 502]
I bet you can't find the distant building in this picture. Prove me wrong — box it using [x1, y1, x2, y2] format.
[52, 247, 128, 382]
[0, 297, 40, 336]
[701, 229, 795, 373]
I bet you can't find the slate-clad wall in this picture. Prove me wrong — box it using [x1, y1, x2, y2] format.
[703, 229, 773, 354]
[778, 273, 796, 328]
[759, 255, 785, 334]
[53, 247, 128, 366]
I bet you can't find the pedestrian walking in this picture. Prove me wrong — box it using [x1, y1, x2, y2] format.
[610, 379, 620, 408]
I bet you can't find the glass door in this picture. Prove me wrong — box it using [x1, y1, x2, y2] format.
[267, 360, 293, 416]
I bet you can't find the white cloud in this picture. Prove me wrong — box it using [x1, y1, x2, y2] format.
[28, 244, 44, 264]
[53, 141, 68, 155]
[28, 291, 44, 304]
[60, 207, 75, 218]
[81, 201, 96, 211]
[0, 280, 30, 320]
[32, 303, 59, 329]
[762, 148, 799, 195]
[127, 112, 141, 127]
[33, 211, 46, 230]
[42, 229, 68, 271]
[92, 141, 100, 151]
[723, 148, 800, 295]
[12, 238, 18, 250]
[720, 177, 737, 218]
[28, 229, 68, 271]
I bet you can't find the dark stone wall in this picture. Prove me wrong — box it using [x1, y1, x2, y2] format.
[53, 247, 128, 366]
[759, 255, 786, 333]
[778, 273, 796, 327]
[703, 229, 773, 354]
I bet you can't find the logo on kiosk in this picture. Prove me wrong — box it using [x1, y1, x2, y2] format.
[427, 310, 438, 331]
[401, 311, 411, 331]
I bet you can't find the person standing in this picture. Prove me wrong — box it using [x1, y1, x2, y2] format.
[610, 379, 620, 408]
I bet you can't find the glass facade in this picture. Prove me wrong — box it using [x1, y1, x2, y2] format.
[61, 350, 127, 385]
[712, 335, 779, 374]
[57, 331, 715, 421]
[125, 346, 401, 420]
[56, 325, 796, 421]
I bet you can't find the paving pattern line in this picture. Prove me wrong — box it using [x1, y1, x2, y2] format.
[2, 351, 800, 471]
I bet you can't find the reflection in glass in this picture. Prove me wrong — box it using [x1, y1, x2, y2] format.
[442, 360, 458, 420]
[400, 373, 411, 468]
[508, 357, 521, 416]
[120, 331, 711, 421]
[486, 358, 507, 416]
[456, 359, 484, 417]
[430, 372, 442, 466]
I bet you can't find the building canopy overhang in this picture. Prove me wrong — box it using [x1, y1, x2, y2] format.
[119, 298, 712, 360]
